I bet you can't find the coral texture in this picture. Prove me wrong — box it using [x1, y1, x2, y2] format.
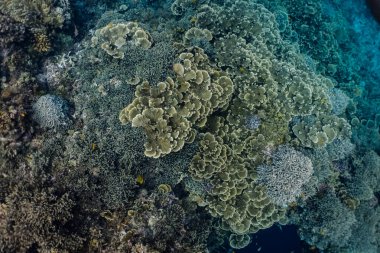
[32, 94, 71, 129]
[91, 22, 152, 59]
[257, 146, 313, 207]
[119, 47, 234, 158]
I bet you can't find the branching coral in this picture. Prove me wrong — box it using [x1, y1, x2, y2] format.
[0, 187, 83, 252]
[89, 189, 212, 252]
[293, 191, 356, 251]
[257, 145, 313, 207]
[346, 150, 380, 201]
[0, 13, 25, 48]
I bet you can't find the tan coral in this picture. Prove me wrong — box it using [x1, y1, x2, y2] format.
[119, 47, 234, 158]
[183, 27, 213, 45]
[92, 22, 152, 59]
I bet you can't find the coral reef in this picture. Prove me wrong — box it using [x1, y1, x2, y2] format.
[1, 0, 379, 252]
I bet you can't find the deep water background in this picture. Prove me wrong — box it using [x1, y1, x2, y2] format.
[237, 226, 305, 253]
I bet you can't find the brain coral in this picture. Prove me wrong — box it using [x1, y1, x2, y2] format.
[257, 145, 313, 207]
[32, 94, 71, 129]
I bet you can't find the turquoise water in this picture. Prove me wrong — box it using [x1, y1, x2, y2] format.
[0, 0, 379, 252]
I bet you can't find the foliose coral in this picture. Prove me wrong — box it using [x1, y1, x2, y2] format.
[119, 47, 234, 158]
[91, 21, 152, 59]
[257, 145, 313, 207]
[183, 27, 213, 45]
[229, 234, 251, 249]
[292, 114, 351, 148]
[189, 132, 286, 235]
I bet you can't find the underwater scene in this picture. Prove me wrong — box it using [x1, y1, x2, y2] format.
[0, 0, 380, 252]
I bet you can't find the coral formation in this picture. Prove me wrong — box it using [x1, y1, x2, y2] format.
[119, 47, 234, 158]
[229, 234, 251, 249]
[91, 21, 152, 59]
[1, 0, 379, 252]
[0, 187, 83, 252]
[326, 138, 355, 161]
[293, 191, 357, 251]
[257, 145, 313, 207]
[183, 27, 213, 46]
[0, 0, 70, 29]
[33, 32, 52, 53]
[346, 150, 380, 201]
[0, 13, 25, 48]
[292, 114, 351, 148]
[32, 94, 71, 129]
[189, 132, 286, 235]
[89, 189, 211, 252]
[327, 88, 351, 115]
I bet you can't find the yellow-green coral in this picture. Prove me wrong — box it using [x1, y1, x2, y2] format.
[33, 32, 51, 53]
[0, 0, 66, 28]
[183, 27, 213, 45]
[91, 22, 152, 59]
[189, 132, 286, 235]
[292, 114, 352, 148]
[182, 0, 351, 239]
[119, 47, 234, 158]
